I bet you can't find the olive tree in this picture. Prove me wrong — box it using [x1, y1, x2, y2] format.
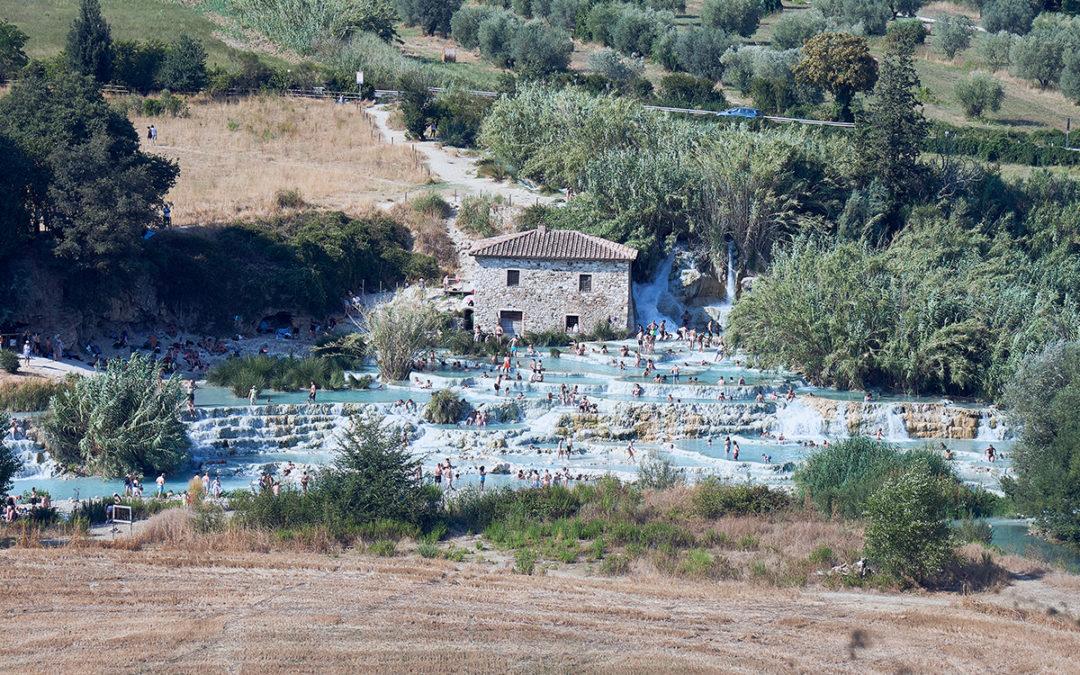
[702, 0, 762, 38]
[362, 289, 440, 381]
[771, 9, 827, 49]
[934, 15, 974, 59]
[979, 30, 1015, 70]
[955, 71, 1004, 117]
[981, 0, 1034, 35]
[865, 468, 956, 586]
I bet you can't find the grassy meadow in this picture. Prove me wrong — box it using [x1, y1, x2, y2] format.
[0, 0, 288, 68]
[132, 95, 430, 225]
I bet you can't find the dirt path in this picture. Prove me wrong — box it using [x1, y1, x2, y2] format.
[365, 105, 562, 210]
[1, 546, 1077, 672]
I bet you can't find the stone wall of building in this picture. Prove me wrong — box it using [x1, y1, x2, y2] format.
[471, 256, 633, 333]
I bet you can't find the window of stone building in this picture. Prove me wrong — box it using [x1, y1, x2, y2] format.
[506, 269, 520, 287]
[565, 315, 579, 331]
[578, 274, 592, 292]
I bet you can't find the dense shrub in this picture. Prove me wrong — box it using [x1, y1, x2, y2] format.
[587, 49, 645, 89]
[458, 194, 504, 236]
[111, 39, 166, 93]
[145, 210, 437, 328]
[794, 437, 956, 519]
[431, 89, 493, 147]
[955, 71, 1005, 117]
[398, 0, 464, 36]
[207, 355, 350, 397]
[656, 73, 728, 109]
[691, 479, 791, 517]
[924, 123, 1080, 165]
[0, 378, 71, 412]
[1003, 342, 1080, 545]
[0, 350, 18, 374]
[156, 35, 208, 91]
[864, 467, 956, 585]
[0, 420, 19, 495]
[636, 454, 686, 489]
[423, 389, 473, 424]
[608, 5, 675, 56]
[42, 354, 190, 477]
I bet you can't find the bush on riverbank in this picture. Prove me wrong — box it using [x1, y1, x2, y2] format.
[42, 354, 190, 478]
[794, 437, 974, 520]
[423, 389, 473, 424]
[206, 355, 350, 397]
[0, 378, 71, 413]
[233, 416, 439, 535]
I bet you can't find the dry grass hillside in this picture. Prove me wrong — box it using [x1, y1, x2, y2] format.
[1, 542, 1078, 672]
[131, 96, 431, 226]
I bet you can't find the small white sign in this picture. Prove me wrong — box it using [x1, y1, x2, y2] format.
[356, 70, 364, 85]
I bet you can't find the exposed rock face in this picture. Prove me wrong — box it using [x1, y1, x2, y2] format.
[670, 249, 724, 306]
[556, 401, 775, 441]
[797, 395, 1009, 441]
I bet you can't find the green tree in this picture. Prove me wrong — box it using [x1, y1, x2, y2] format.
[955, 71, 1005, 117]
[794, 32, 878, 121]
[669, 26, 735, 81]
[0, 132, 33, 260]
[398, 0, 463, 36]
[451, 5, 499, 49]
[865, 468, 956, 585]
[853, 44, 928, 214]
[981, 0, 1035, 34]
[934, 14, 974, 59]
[510, 19, 573, 77]
[321, 415, 436, 524]
[0, 65, 178, 271]
[815, 0, 891, 35]
[478, 10, 522, 68]
[157, 35, 208, 92]
[0, 19, 29, 84]
[978, 30, 1015, 71]
[67, 0, 113, 82]
[111, 40, 167, 94]
[1063, 50, 1080, 104]
[1003, 342, 1080, 544]
[771, 9, 827, 49]
[43, 353, 190, 478]
[702, 0, 762, 37]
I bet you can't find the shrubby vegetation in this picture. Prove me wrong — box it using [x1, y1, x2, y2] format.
[702, 0, 763, 38]
[1003, 341, 1080, 545]
[772, 10, 828, 49]
[814, 0, 891, 35]
[0, 378, 71, 413]
[1009, 14, 1080, 96]
[934, 15, 974, 59]
[145, 210, 437, 328]
[233, 415, 439, 534]
[42, 354, 190, 478]
[364, 290, 440, 381]
[0, 417, 19, 495]
[207, 355, 352, 397]
[423, 389, 473, 424]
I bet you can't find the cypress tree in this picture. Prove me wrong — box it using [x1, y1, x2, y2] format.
[853, 43, 928, 231]
[67, 0, 113, 82]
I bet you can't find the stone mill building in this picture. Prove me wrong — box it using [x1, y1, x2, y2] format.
[468, 226, 637, 335]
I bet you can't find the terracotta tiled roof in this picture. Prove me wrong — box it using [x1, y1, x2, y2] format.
[469, 227, 638, 262]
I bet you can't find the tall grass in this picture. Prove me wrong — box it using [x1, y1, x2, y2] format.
[794, 437, 958, 519]
[0, 378, 70, 412]
[206, 355, 349, 397]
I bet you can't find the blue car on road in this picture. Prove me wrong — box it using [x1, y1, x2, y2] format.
[718, 107, 763, 118]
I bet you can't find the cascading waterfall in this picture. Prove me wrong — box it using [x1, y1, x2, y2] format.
[726, 239, 737, 303]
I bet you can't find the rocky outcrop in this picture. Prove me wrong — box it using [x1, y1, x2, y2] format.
[797, 395, 1009, 441]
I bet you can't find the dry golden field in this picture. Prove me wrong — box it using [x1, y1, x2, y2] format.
[1, 538, 1078, 672]
[130, 96, 431, 226]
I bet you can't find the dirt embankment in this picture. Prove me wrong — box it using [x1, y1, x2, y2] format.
[1, 546, 1077, 672]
